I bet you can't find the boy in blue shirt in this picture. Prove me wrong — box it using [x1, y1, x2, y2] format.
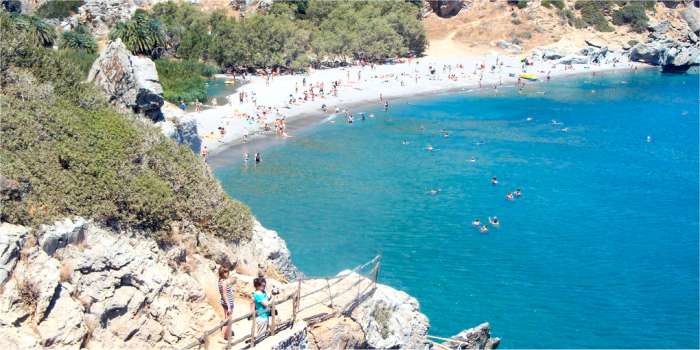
[252, 277, 270, 336]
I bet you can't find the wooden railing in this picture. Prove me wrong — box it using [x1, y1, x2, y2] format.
[179, 256, 381, 350]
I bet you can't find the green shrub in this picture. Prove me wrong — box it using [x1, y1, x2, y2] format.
[612, 3, 649, 33]
[35, 0, 83, 19]
[575, 0, 614, 32]
[517, 0, 528, 9]
[543, 0, 565, 9]
[109, 9, 165, 58]
[0, 16, 253, 242]
[60, 25, 97, 53]
[155, 59, 218, 103]
[5, 13, 56, 47]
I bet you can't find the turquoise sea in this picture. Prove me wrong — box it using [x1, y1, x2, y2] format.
[213, 70, 699, 348]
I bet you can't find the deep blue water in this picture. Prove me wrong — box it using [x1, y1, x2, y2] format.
[214, 70, 699, 348]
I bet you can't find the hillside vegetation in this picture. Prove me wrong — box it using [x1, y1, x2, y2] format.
[0, 11, 253, 242]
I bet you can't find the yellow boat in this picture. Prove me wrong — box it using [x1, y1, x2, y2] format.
[519, 73, 538, 81]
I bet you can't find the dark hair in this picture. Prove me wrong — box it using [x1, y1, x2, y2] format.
[218, 266, 229, 279]
[253, 277, 266, 289]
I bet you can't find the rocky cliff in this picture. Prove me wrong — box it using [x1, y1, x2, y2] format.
[0, 217, 483, 349]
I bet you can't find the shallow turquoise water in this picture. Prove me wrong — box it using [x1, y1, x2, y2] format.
[214, 70, 699, 348]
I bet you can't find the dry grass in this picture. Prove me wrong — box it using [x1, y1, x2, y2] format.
[59, 260, 73, 283]
[15, 277, 39, 321]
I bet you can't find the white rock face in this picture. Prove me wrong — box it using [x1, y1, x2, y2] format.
[77, 0, 137, 38]
[351, 283, 430, 349]
[0, 223, 29, 284]
[87, 39, 165, 122]
[38, 217, 87, 256]
[445, 322, 501, 349]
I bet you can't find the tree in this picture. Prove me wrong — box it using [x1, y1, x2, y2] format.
[60, 24, 97, 53]
[109, 9, 165, 57]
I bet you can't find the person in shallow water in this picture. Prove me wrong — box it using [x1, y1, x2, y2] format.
[426, 144, 434, 152]
[480, 225, 489, 233]
[255, 152, 262, 164]
[384, 101, 389, 111]
[491, 176, 498, 185]
[489, 216, 500, 226]
[506, 192, 515, 201]
[514, 189, 522, 198]
[472, 218, 481, 226]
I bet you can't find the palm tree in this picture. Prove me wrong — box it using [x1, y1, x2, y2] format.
[109, 10, 165, 58]
[61, 24, 97, 53]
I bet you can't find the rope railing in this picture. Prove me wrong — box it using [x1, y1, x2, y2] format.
[178, 255, 381, 350]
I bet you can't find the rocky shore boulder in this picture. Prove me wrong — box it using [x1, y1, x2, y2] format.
[682, 7, 700, 35]
[630, 37, 700, 72]
[350, 283, 430, 349]
[87, 39, 165, 122]
[444, 322, 501, 349]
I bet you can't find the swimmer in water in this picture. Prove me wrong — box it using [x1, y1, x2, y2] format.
[491, 176, 498, 185]
[468, 156, 477, 163]
[428, 189, 441, 195]
[526, 117, 533, 121]
[480, 225, 489, 233]
[369, 113, 375, 118]
[514, 189, 522, 198]
[561, 127, 570, 132]
[401, 140, 410, 145]
[475, 141, 485, 146]
[505, 192, 514, 201]
[646, 135, 652, 143]
[426, 144, 434, 152]
[551, 119, 562, 126]
[489, 216, 499, 226]
[472, 218, 481, 226]
[243, 152, 249, 162]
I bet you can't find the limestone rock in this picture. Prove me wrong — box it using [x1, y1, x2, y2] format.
[0, 222, 29, 284]
[37, 286, 87, 348]
[682, 7, 700, 35]
[558, 54, 589, 65]
[78, 0, 137, 38]
[428, 0, 465, 18]
[0, 326, 40, 349]
[38, 217, 87, 256]
[648, 20, 671, 34]
[351, 283, 429, 349]
[158, 103, 202, 152]
[630, 39, 700, 72]
[444, 322, 500, 349]
[87, 39, 165, 122]
[308, 316, 366, 349]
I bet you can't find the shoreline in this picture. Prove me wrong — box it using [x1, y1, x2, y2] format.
[206, 64, 652, 167]
[183, 53, 650, 161]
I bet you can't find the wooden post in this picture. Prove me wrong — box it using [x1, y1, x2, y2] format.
[292, 279, 301, 324]
[325, 279, 334, 308]
[250, 304, 257, 348]
[225, 317, 233, 350]
[373, 259, 381, 286]
[269, 298, 277, 336]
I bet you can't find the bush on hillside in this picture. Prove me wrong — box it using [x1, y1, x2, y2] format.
[155, 59, 218, 103]
[151, 1, 211, 60]
[60, 24, 97, 53]
[35, 0, 83, 19]
[0, 13, 253, 242]
[4, 13, 56, 47]
[574, 0, 614, 32]
[612, 2, 649, 33]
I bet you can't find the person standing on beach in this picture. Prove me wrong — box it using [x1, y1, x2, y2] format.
[201, 146, 208, 162]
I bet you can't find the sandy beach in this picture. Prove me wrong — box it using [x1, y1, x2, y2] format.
[181, 53, 647, 158]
